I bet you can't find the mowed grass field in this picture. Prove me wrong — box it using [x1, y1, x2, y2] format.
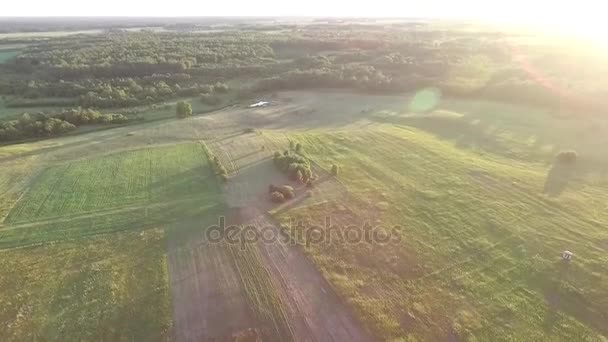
[5, 143, 218, 224]
[0, 142, 222, 340]
[266, 120, 608, 340]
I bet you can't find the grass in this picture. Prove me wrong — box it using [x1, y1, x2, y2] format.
[0, 229, 171, 341]
[0, 142, 221, 340]
[6, 143, 218, 223]
[0, 147, 39, 221]
[267, 124, 608, 340]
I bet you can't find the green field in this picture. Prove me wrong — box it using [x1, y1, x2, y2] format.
[268, 122, 608, 340]
[0, 229, 171, 341]
[6, 143, 218, 223]
[4, 18, 608, 341]
[0, 143, 222, 340]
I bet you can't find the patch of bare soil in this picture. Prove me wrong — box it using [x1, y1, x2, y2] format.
[167, 224, 257, 342]
[236, 206, 373, 342]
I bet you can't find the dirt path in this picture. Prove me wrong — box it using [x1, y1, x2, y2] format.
[241, 206, 373, 341]
[166, 224, 256, 341]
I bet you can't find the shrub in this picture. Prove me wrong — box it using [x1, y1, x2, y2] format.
[217, 165, 227, 176]
[176, 101, 192, 118]
[277, 185, 295, 199]
[556, 150, 578, 164]
[295, 143, 302, 153]
[331, 164, 339, 176]
[269, 184, 295, 199]
[61, 108, 101, 124]
[243, 127, 256, 134]
[206, 153, 228, 179]
[270, 191, 286, 203]
[101, 113, 129, 124]
[213, 82, 230, 94]
[0, 113, 77, 141]
[291, 169, 303, 182]
[273, 150, 311, 183]
[199, 84, 214, 94]
[306, 180, 314, 188]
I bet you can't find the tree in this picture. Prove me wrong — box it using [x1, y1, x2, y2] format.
[293, 169, 304, 183]
[270, 191, 286, 203]
[176, 101, 192, 118]
[213, 82, 229, 93]
[277, 185, 295, 199]
[331, 164, 339, 176]
[556, 150, 578, 164]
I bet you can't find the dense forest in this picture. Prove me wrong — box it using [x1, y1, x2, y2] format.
[1, 21, 607, 141]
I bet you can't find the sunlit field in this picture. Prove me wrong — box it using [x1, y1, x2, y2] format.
[1, 16, 607, 341]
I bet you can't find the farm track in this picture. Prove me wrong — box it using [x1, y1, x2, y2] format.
[167, 228, 256, 341]
[0, 195, 205, 232]
[250, 207, 373, 342]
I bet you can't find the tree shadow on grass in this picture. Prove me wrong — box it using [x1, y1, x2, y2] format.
[540, 157, 608, 197]
[543, 162, 577, 197]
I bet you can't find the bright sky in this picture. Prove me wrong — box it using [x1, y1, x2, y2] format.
[2, 0, 606, 43]
[0, 0, 602, 19]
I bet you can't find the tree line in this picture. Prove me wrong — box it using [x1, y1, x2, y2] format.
[0, 108, 130, 141]
[2, 25, 606, 116]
